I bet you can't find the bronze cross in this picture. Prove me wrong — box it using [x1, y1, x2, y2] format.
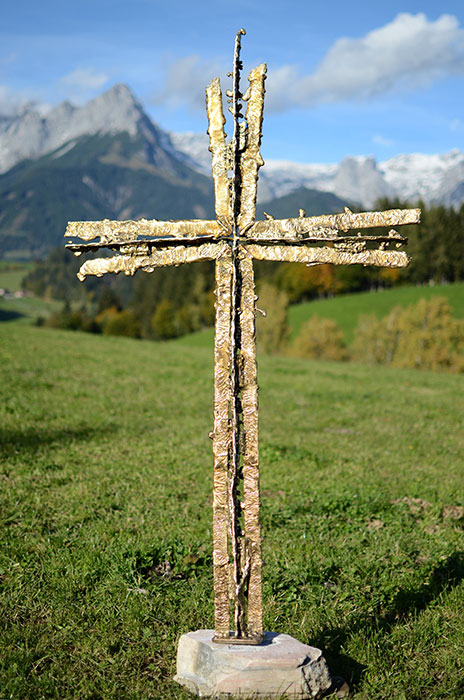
[65, 29, 420, 644]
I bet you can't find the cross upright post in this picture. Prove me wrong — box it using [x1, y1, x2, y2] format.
[65, 29, 420, 646]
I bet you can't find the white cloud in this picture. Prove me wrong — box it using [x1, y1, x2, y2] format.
[0, 85, 49, 117]
[265, 13, 464, 111]
[153, 55, 227, 111]
[372, 134, 394, 147]
[60, 68, 109, 92]
[152, 13, 464, 116]
[0, 85, 22, 115]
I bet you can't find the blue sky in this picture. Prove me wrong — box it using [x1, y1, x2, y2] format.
[1, 0, 464, 163]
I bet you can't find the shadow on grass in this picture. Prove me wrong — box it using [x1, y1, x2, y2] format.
[0, 424, 117, 458]
[0, 308, 24, 322]
[312, 552, 464, 692]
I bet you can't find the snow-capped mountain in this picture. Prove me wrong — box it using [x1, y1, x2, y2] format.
[0, 84, 186, 176]
[0, 86, 215, 259]
[1, 84, 463, 209]
[170, 131, 464, 209]
[381, 150, 464, 207]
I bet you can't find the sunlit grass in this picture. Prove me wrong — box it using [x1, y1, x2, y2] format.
[1, 322, 463, 699]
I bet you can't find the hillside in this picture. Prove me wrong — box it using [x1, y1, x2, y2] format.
[172, 281, 464, 351]
[171, 131, 464, 208]
[0, 131, 215, 260]
[1, 82, 464, 264]
[288, 281, 464, 343]
[255, 186, 349, 218]
[1, 321, 463, 699]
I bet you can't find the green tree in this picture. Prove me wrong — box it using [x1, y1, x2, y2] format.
[102, 309, 141, 338]
[291, 315, 348, 361]
[151, 299, 178, 339]
[97, 286, 122, 314]
[352, 297, 464, 373]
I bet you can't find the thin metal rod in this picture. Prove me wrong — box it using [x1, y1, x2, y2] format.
[229, 28, 246, 636]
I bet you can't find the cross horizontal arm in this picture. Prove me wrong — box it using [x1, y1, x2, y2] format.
[247, 207, 420, 242]
[66, 235, 221, 255]
[66, 219, 222, 245]
[74, 241, 230, 281]
[243, 232, 407, 246]
[246, 243, 410, 268]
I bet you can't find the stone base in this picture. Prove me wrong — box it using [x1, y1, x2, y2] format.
[174, 630, 332, 698]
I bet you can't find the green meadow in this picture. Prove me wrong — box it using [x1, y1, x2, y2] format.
[1, 316, 463, 700]
[0, 262, 34, 292]
[174, 281, 464, 350]
[288, 281, 464, 343]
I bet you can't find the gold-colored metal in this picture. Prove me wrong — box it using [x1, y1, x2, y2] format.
[212, 253, 234, 637]
[248, 208, 421, 241]
[65, 30, 420, 645]
[75, 242, 228, 281]
[247, 244, 410, 268]
[238, 252, 262, 637]
[66, 218, 223, 244]
[238, 63, 266, 231]
[206, 78, 231, 225]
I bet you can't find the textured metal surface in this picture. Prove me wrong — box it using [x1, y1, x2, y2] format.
[206, 78, 231, 226]
[75, 242, 228, 281]
[65, 30, 420, 645]
[249, 208, 421, 240]
[246, 244, 410, 268]
[238, 64, 266, 232]
[66, 218, 222, 244]
[212, 254, 234, 638]
[238, 252, 262, 638]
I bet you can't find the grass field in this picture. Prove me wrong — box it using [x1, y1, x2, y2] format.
[0, 262, 33, 293]
[1, 320, 463, 699]
[288, 282, 464, 343]
[0, 262, 64, 325]
[175, 281, 464, 350]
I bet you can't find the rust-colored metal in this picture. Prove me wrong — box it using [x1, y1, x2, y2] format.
[65, 30, 420, 644]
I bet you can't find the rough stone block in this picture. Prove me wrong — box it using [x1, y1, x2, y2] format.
[174, 629, 332, 698]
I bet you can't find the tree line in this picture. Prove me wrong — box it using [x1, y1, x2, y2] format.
[23, 198, 464, 340]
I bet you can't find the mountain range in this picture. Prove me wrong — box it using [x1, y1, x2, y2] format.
[0, 85, 216, 258]
[0, 83, 463, 259]
[170, 132, 464, 209]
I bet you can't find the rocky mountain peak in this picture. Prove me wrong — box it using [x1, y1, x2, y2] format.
[0, 82, 175, 174]
[78, 83, 144, 137]
[170, 130, 464, 208]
